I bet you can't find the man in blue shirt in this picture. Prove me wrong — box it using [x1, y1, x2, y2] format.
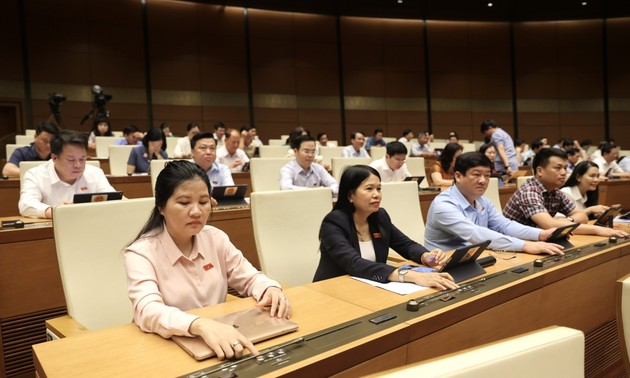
[424, 151, 564, 255]
[114, 124, 143, 146]
[191, 132, 234, 189]
[3, 122, 57, 178]
[480, 119, 518, 177]
[365, 128, 386, 151]
[342, 131, 369, 158]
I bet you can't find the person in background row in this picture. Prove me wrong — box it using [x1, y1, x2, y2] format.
[217, 128, 250, 172]
[3, 122, 57, 178]
[591, 142, 630, 179]
[19, 130, 116, 219]
[114, 124, 143, 146]
[398, 129, 414, 143]
[365, 128, 386, 151]
[213, 122, 226, 147]
[503, 148, 628, 238]
[313, 165, 457, 290]
[124, 160, 290, 361]
[521, 139, 544, 166]
[342, 131, 369, 158]
[447, 131, 459, 144]
[160, 122, 173, 138]
[424, 152, 564, 255]
[239, 125, 259, 159]
[369, 141, 411, 182]
[480, 119, 518, 179]
[430, 142, 463, 186]
[317, 132, 330, 147]
[191, 132, 233, 189]
[127, 128, 168, 174]
[561, 161, 608, 219]
[87, 117, 114, 150]
[620, 156, 630, 172]
[174, 123, 201, 159]
[279, 135, 338, 195]
[565, 148, 581, 175]
[410, 131, 434, 158]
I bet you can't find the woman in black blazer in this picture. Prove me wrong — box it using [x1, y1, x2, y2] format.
[313, 165, 457, 290]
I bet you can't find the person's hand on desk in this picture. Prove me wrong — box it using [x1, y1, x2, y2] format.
[593, 226, 629, 238]
[420, 249, 448, 268]
[586, 204, 609, 218]
[256, 287, 292, 319]
[189, 317, 257, 360]
[210, 197, 218, 207]
[407, 271, 458, 290]
[522, 240, 564, 255]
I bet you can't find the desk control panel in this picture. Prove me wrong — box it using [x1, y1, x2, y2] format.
[180, 239, 628, 378]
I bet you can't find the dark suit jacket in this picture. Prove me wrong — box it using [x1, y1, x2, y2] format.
[313, 208, 428, 283]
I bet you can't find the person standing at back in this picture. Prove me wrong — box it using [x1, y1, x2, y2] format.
[3, 122, 57, 178]
[480, 119, 518, 179]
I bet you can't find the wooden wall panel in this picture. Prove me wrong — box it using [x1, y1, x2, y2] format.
[514, 20, 605, 146]
[0, 1, 23, 82]
[607, 17, 630, 148]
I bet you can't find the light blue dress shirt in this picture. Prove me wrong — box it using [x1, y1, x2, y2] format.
[424, 185, 540, 251]
[342, 145, 370, 158]
[206, 161, 234, 188]
[279, 159, 339, 195]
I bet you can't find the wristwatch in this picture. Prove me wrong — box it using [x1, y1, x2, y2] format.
[398, 266, 409, 283]
[567, 216, 575, 223]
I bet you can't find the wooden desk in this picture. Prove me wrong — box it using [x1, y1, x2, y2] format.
[0, 219, 67, 377]
[31, 235, 630, 377]
[599, 179, 630, 209]
[0, 178, 20, 217]
[233, 172, 252, 197]
[107, 175, 153, 198]
[33, 286, 382, 378]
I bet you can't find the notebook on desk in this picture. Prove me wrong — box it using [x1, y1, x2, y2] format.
[172, 308, 299, 360]
[73, 191, 123, 203]
[211, 185, 249, 210]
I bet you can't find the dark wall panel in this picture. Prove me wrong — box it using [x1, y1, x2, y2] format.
[607, 18, 630, 148]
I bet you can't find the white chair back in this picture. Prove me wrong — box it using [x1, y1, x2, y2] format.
[15, 135, 33, 145]
[259, 145, 289, 158]
[319, 146, 345, 167]
[617, 274, 630, 373]
[249, 157, 292, 192]
[24, 129, 36, 136]
[20, 160, 100, 187]
[405, 158, 428, 188]
[431, 141, 447, 150]
[486, 177, 502, 212]
[402, 141, 412, 157]
[95, 136, 119, 158]
[6, 143, 28, 161]
[52, 197, 154, 330]
[370, 146, 386, 161]
[517, 175, 532, 188]
[380, 182, 425, 248]
[382, 137, 396, 143]
[375, 326, 584, 378]
[111, 131, 123, 137]
[251, 188, 332, 286]
[268, 139, 284, 146]
[165, 136, 178, 158]
[461, 142, 476, 152]
[108, 145, 136, 176]
[331, 157, 372, 181]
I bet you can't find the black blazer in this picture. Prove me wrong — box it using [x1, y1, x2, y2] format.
[313, 208, 428, 283]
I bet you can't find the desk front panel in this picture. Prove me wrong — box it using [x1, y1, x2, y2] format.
[599, 179, 630, 209]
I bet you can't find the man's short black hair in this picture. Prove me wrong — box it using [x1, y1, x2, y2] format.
[532, 147, 566, 171]
[123, 124, 140, 135]
[291, 134, 315, 150]
[480, 119, 498, 133]
[186, 122, 200, 132]
[385, 141, 407, 156]
[565, 148, 579, 156]
[600, 142, 617, 155]
[531, 139, 544, 150]
[213, 122, 225, 131]
[373, 128, 384, 135]
[51, 130, 87, 155]
[350, 131, 365, 140]
[190, 132, 216, 149]
[35, 122, 58, 136]
[453, 152, 493, 176]
[402, 129, 413, 137]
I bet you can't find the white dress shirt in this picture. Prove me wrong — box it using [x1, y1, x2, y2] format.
[19, 160, 116, 218]
[173, 137, 192, 158]
[216, 147, 250, 172]
[279, 159, 339, 195]
[342, 145, 369, 158]
[591, 155, 623, 175]
[369, 157, 411, 182]
[560, 186, 587, 211]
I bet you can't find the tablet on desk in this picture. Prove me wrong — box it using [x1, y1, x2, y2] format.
[73, 191, 123, 203]
[547, 223, 580, 249]
[438, 240, 491, 282]
[594, 205, 623, 227]
[172, 308, 299, 360]
[404, 176, 425, 184]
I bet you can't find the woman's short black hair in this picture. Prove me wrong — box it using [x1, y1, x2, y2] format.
[439, 142, 463, 172]
[334, 165, 381, 213]
[142, 127, 167, 152]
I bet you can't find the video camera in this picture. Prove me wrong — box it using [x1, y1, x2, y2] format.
[81, 85, 113, 125]
[47, 92, 66, 127]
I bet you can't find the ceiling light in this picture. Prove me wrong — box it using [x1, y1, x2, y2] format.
[398, 0, 403, 3]
[487, 2, 493, 7]
[581, 1, 587, 5]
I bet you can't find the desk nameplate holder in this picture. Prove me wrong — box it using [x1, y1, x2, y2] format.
[180, 239, 629, 378]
